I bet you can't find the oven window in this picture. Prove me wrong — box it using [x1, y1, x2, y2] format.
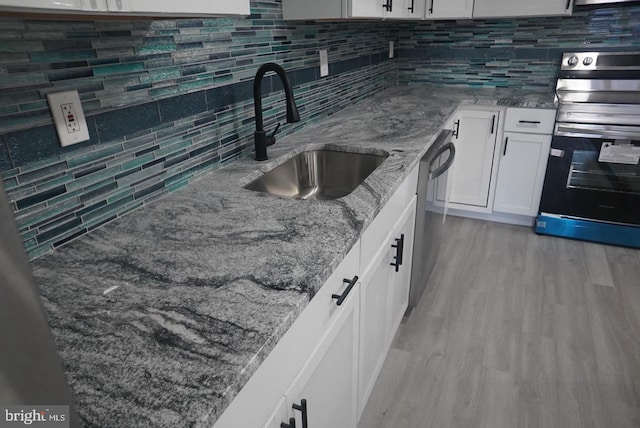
[567, 150, 640, 195]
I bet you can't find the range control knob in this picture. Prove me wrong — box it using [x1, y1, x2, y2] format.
[583, 56, 594, 66]
[567, 55, 579, 67]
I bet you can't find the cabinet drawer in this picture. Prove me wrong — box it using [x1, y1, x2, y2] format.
[361, 165, 418, 274]
[504, 108, 556, 134]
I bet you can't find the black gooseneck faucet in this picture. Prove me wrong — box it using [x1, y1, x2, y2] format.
[253, 63, 300, 161]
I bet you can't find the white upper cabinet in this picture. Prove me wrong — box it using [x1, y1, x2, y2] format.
[284, 0, 573, 20]
[425, 0, 473, 20]
[384, 0, 426, 19]
[0, 0, 250, 16]
[105, 0, 129, 12]
[0, 0, 84, 12]
[473, 0, 573, 18]
[85, 0, 108, 12]
[283, 0, 418, 20]
[125, 0, 249, 16]
[351, 0, 384, 18]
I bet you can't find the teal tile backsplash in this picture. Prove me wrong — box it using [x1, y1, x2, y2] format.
[0, 1, 399, 259]
[398, 6, 640, 88]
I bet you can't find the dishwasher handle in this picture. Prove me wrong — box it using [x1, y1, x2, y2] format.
[428, 142, 456, 180]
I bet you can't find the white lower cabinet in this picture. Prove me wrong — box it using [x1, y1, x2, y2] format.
[284, 284, 360, 428]
[437, 107, 502, 211]
[213, 168, 419, 428]
[493, 132, 552, 216]
[358, 196, 416, 418]
[434, 106, 556, 226]
[263, 397, 289, 428]
[213, 243, 360, 428]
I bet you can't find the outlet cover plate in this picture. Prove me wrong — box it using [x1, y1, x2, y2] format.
[47, 90, 90, 147]
[319, 49, 329, 77]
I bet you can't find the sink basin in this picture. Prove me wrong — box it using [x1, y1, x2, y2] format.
[245, 149, 388, 200]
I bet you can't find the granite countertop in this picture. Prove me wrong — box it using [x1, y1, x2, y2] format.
[32, 85, 555, 427]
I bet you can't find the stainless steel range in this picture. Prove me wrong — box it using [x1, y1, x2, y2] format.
[536, 51, 640, 248]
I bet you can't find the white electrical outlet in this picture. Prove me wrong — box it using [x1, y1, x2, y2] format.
[47, 90, 90, 147]
[389, 41, 395, 59]
[319, 49, 329, 77]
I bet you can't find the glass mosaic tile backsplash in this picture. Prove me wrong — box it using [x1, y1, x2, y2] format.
[1, 1, 640, 260]
[0, 2, 398, 259]
[398, 6, 640, 89]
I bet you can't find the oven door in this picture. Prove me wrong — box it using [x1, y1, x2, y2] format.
[539, 135, 640, 226]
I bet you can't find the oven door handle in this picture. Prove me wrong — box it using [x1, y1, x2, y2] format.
[554, 122, 640, 140]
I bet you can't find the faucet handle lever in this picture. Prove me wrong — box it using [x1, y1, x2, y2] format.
[266, 123, 281, 147]
[270, 122, 282, 138]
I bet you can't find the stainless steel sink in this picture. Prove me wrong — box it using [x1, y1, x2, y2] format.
[245, 149, 388, 200]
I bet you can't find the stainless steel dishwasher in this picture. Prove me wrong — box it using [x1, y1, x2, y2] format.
[408, 129, 456, 311]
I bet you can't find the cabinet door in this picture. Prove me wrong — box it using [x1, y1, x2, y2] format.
[105, 0, 129, 12]
[406, 0, 426, 19]
[351, 0, 384, 18]
[425, 0, 473, 19]
[438, 109, 500, 208]
[474, 0, 572, 18]
[358, 196, 416, 418]
[0, 0, 84, 11]
[384, 0, 420, 19]
[263, 397, 289, 428]
[127, 0, 249, 15]
[493, 132, 551, 216]
[83, 0, 108, 12]
[285, 285, 360, 428]
[387, 197, 416, 342]
[358, 235, 394, 417]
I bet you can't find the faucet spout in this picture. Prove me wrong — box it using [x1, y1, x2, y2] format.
[253, 63, 300, 161]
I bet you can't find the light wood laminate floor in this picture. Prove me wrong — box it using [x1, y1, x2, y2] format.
[359, 217, 640, 428]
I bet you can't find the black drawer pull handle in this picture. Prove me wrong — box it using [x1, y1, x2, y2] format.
[503, 137, 509, 156]
[390, 233, 405, 272]
[453, 120, 460, 139]
[518, 120, 541, 124]
[383, 0, 392, 11]
[408, 0, 414, 12]
[292, 399, 308, 428]
[429, 0, 434, 13]
[566, 0, 571, 10]
[332, 276, 358, 306]
[281, 418, 296, 428]
[491, 115, 496, 134]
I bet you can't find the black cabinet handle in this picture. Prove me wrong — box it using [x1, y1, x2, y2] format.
[518, 120, 541, 124]
[332, 276, 358, 306]
[453, 120, 460, 139]
[429, 0, 434, 14]
[408, 0, 415, 13]
[383, 0, 392, 11]
[566, 0, 571, 10]
[491, 115, 496, 134]
[390, 234, 405, 272]
[292, 399, 308, 428]
[503, 137, 509, 156]
[281, 418, 296, 428]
